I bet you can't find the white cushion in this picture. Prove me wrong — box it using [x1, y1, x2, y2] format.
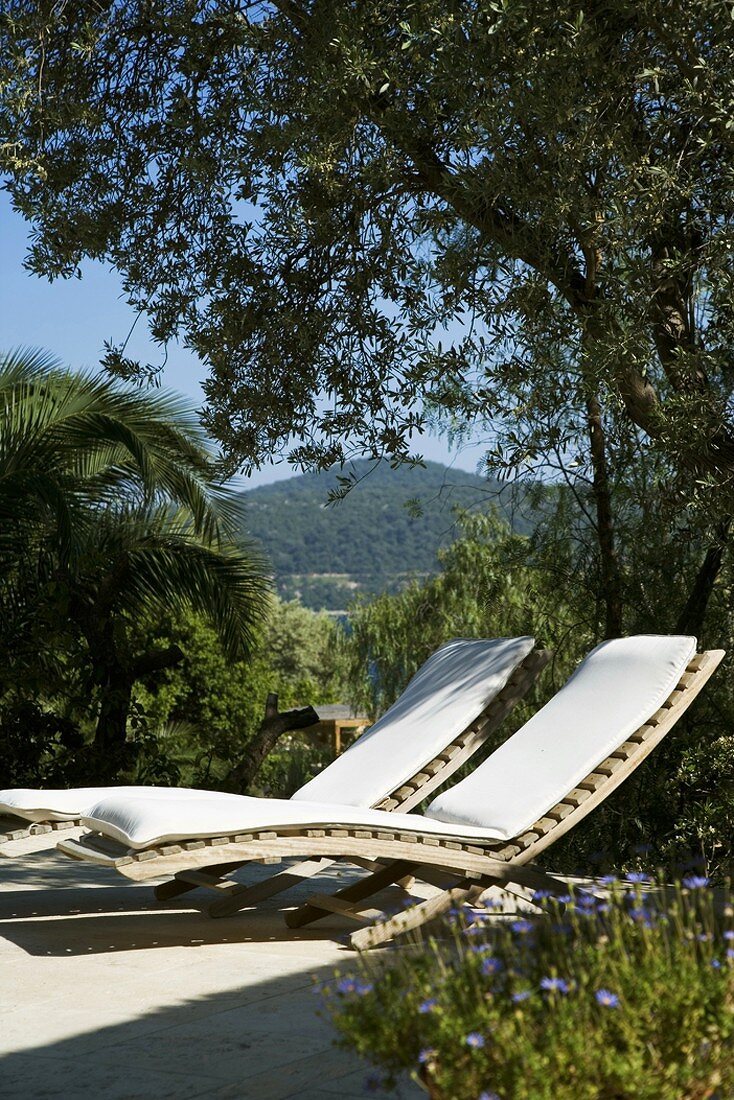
[426, 634, 697, 840]
[0, 785, 217, 823]
[292, 636, 535, 807]
[82, 792, 506, 850]
[0, 637, 534, 826]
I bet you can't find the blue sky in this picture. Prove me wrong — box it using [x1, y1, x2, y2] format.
[0, 191, 489, 488]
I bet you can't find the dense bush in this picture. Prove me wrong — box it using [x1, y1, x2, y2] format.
[131, 598, 348, 791]
[325, 879, 734, 1099]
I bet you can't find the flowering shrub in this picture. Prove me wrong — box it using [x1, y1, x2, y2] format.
[323, 877, 734, 1099]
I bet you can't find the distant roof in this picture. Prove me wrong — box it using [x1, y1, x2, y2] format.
[314, 704, 369, 721]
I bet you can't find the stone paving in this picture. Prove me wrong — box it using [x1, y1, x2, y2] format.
[0, 829, 423, 1099]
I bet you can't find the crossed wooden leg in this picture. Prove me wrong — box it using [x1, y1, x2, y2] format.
[286, 856, 575, 949]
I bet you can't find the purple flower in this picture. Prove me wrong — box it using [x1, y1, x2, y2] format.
[625, 872, 647, 884]
[682, 875, 710, 889]
[595, 989, 620, 1008]
[478, 1092, 501, 1100]
[599, 874, 618, 885]
[418, 1048, 437, 1065]
[512, 990, 531, 1003]
[540, 976, 569, 994]
[511, 919, 534, 935]
[481, 957, 504, 976]
[418, 998, 438, 1014]
[726, 948, 734, 960]
[466, 1032, 486, 1049]
[723, 930, 734, 941]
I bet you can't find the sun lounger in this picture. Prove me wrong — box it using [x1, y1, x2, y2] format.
[59, 636, 722, 948]
[3, 637, 545, 908]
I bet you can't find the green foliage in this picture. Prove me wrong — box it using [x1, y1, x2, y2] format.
[0, 698, 83, 788]
[325, 881, 734, 1099]
[345, 509, 577, 719]
[0, 349, 271, 777]
[133, 598, 347, 790]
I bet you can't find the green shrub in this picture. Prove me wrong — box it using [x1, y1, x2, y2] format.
[324, 879, 734, 1099]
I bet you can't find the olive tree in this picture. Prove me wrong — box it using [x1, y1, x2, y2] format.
[3, 0, 734, 633]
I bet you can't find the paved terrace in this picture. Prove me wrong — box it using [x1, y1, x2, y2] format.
[0, 827, 423, 1099]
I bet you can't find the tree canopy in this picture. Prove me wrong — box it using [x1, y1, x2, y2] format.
[2, 1, 734, 486]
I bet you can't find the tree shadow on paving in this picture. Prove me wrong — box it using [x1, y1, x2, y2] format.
[0, 952, 421, 1100]
[0, 889, 358, 955]
[0, 859, 411, 956]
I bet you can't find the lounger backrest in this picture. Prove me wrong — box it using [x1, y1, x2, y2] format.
[292, 636, 536, 809]
[426, 634, 697, 840]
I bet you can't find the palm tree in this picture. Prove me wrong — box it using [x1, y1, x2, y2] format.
[0, 349, 271, 774]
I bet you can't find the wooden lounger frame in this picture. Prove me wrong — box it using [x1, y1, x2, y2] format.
[55, 646, 547, 909]
[0, 817, 80, 850]
[58, 650, 723, 949]
[148, 646, 549, 915]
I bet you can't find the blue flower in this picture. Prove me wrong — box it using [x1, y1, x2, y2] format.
[595, 989, 620, 1008]
[682, 875, 710, 889]
[531, 889, 553, 902]
[418, 1048, 437, 1065]
[599, 874, 618, 885]
[354, 980, 373, 995]
[540, 976, 569, 994]
[512, 990, 531, 1003]
[711, 958, 722, 969]
[478, 1092, 501, 1100]
[510, 919, 534, 935]
[575, 893, 598, 910]
[726, 948, 734, 960]
[723, 930, 734, 941]
[625, 872, 647, 884]
[418, 998, 438, 1014]
[464, 915, 494, 933]
[466, 1032, 486, 1049]
[629, 907, 654, 925]
[481, 956, 504, 976]
[336, 977, 357, 995]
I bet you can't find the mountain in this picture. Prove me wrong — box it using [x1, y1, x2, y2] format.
[239, 460, 533, 611]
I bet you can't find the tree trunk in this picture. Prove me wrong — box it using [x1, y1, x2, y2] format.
[94, 669, 135, 750]
[89, 643, 184, 780]
[675, 521, 730, 636]
[225, 693, 320, 792]
[586, 392, 624, 639]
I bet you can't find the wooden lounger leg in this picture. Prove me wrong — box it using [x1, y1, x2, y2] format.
[349, 863, 576, 950]
[154, 861, 245, 901]
[285, 859, 420, 928]
[207, 857, 337, 918]
[350, 877, 485, 950]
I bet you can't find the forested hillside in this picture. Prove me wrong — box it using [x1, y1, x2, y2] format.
[240, 460, 532, 609]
